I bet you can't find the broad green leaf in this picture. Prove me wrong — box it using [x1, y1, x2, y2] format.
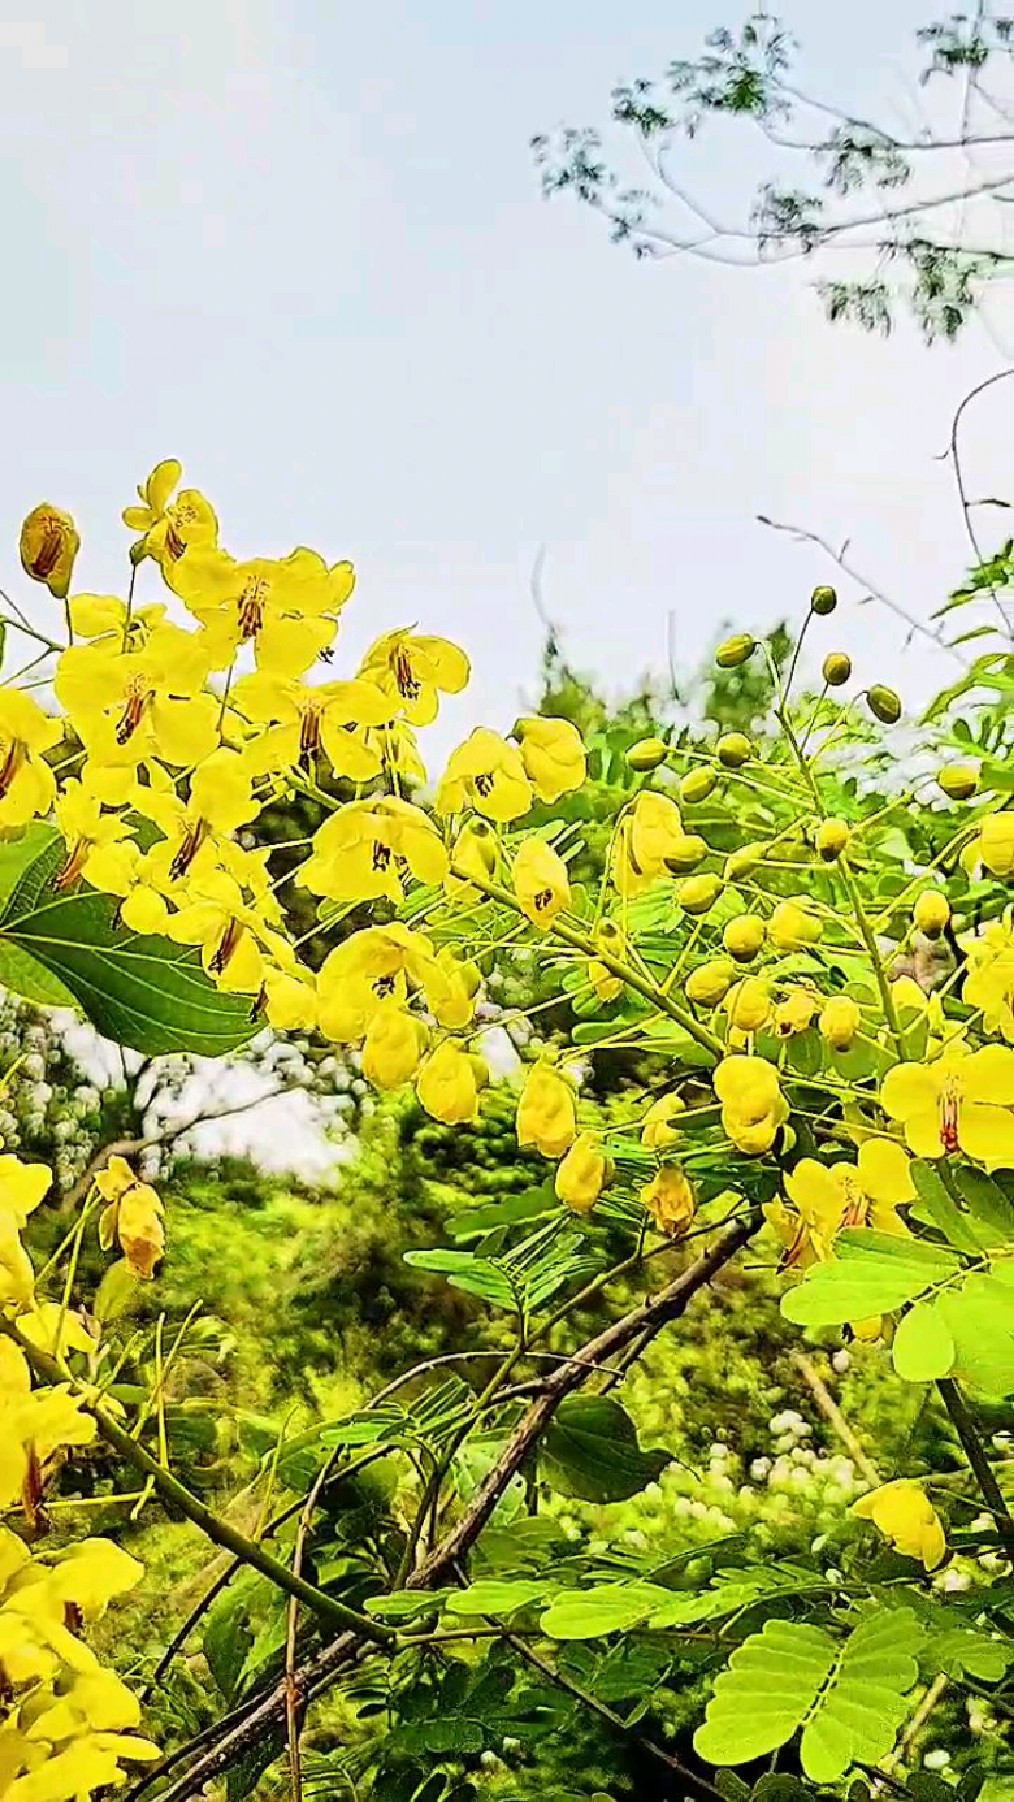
[540, 1583, 658, 1640]
[891, 1300, 955, 1382]
[938, 1273, 1014, 1399]
[445, 1579, 552, 1617]
[781, 1233, 962, 1327]
[366, 1590, 455, 1621]
[541, 1395, 672, 1502]
[401, 1249, 518, 1310]
[927, 1628, 1011, 1683]
[0, 832, 258, 1055]
[449, 1184, 556, 1240]
[953, 1167, 1014, 1247]
[799, 1610, 922, 1783]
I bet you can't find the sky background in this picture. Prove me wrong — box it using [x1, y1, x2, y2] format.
[2, 0, 1013, 1165]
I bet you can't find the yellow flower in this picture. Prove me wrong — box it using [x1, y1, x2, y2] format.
[714, 1055, 788, 1156]
[416, 1042, 485, 1124]
[555, 1133, 609, 1213]
[447, 818, 499, 897]
[169, 546, 354, 676]
[774, 987, 819, 1038]
[512, 837, 570, 927]
[436, 728, 533, 822]
[69, 593, 166, 645]
[257, 966, 319, 1033]
[724, 975, 772, 1036]
[517, 1064, 577, 1158]
[0, 690, 61, 830]
[773, 1140, 914, 1267]
[587, 921, 626, 1003]
[979, 815, 1014, 879]
[0, 1340, 96, 1514]
[963, 918, 1014, 1042]
[641, 1093, 685, 1149]
[133, 752, 259, 882]
[122, 459, 218, 568]
[233, 671, 391, 780]
[642, 1165, 695, 1236]
[361, 1002, 429, 1090]
[768, 901, 822, 952]
[300, 797, 448, 904]
[358, 630, 470, 726]
[81, 840, 175, 936]
[95, 1157, 165, 1280]
[55, 625, 218, 770]
[512, 717, 586, 803]
[611, 791, 684, 894]
[53, 780, 134, 891]
[880, 1045, 1014, 1170]
[0, 1155, 51, 1227]
[0, 1213, 35, 1308]
[723, 915, 765, 961]
[820, 995, 862, 1051]
[685, 958, 736, 1008]
[852, 1479, 946, 1570]
[166, 870, 283, 994]
[20, 503, 80, 598]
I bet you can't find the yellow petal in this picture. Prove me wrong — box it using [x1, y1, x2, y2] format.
[880, 1062, 939, 1122]
[958, 1100, 1014, 1171]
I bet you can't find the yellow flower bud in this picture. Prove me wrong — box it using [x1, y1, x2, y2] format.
[810, 584, 837, 616]
[867, 684, 902, 726]
[641, 1165, 695, 1236]
[19, 503, 80, 599]
[980, 815, 1014, 879]
[677, 873, 722, 915]
[95, 1156, 164, 1281]
[517, 1063, 576, 1158]
[416, 1041, 484, 1125]
[362, 1003, 428, 1090]
[714, 1054, 788, 1156]
[626, 737, 669, 772]
[769, 901, 822, 952]
[724, 842, 767, 882]
[717, 732, 752, 769]
[815, 818, 850, 862]
[725, 975, 772, 1034]
[715, 633, 756, 669]
[819, 994, 861, 1051]
[664, 832, 709, 874]
[937, 762, 978, 802]
[555, 1133, 610, 1214]
[513, 837, 570, 927]
[588, 920, 625, 1003]
[822, 651, 852, 687]
[679, 766, 718, 804]
[685, 957, 737, 1008]
[774, 987, 818, 1037]
[723, 914, 765, 960]
[641, 1093, 685, 1149]
[913, 890, 950, 938]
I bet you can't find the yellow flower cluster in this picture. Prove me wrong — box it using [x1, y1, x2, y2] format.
[0, 1148, 162, 1800]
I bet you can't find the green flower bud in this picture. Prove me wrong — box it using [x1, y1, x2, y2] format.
[715, 633, 757, 670]
[810, 584, 837, 617]
[679, 766, 718, 805]
[626, 737, 669, 772]
[822, 651, 852, 687]
[867, 685, 902, 726]
[937, 762, 978, 801]
[716, 732, 752, 769]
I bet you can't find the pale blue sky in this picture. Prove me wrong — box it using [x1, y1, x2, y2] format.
[1, 0, 1011, 760]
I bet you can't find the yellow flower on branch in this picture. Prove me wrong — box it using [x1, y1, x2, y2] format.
[300, 797, 448, 904]
[54, 780, 135, 891]
[169, 546, 354, 676]
[642, 1165, 696, 1236]
[641, 1093, 685, 1149]
[95, 1157, 165, 1280]
[233, 671, 391, 780]
[880, 1045, 1014, 1170]
[714, 1055, 788, 1156]
[69, 593, 166, 645]
[963, 917, 1014, 1042]
[20, 502, 80, 598]
[852, 1479, 946, 1570]
[56, 625, 218, 770]
[512, 837, 570, 927]
[0, 690, 62, 831]
[122, 458, 218, 569]
[555, 1133, 610, 1213]
[436, 728, 533, 823]
[512, 716, 586, 803]
[611, 790, 685, 894]
[358, 629, 470, 726]
[0, 1339, 96, 1517]
[361, 1002, 429, 1090]
[771, 1140, 915, 1267]
[0, 1155, 51, 1228]
[517, 1064, 577, 1158]
[415, 1041, 485, 1124]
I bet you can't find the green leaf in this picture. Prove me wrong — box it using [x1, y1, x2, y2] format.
[0, 831, 258, 1055]
[541, 1395, 672, 1502]
[445, 1579, 552, 1617]
[694, 1611, 922, 1780]
[540, 1583, 658, 1640]
[892, 1300, 956, 1382]
[927, 1628, 1011, 1683]
[449, 1184, 556, 1240]
[402, 1249, 518, 1310]
[782, 1232, 962, 1328]
[953, 1168, 1014, 1247]
[911, 1162, 987, 1255]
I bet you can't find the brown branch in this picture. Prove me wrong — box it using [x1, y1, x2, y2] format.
[138, 1212, 755, 1802]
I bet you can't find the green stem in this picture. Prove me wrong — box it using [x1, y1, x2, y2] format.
[0, 1313, 396, 1646]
